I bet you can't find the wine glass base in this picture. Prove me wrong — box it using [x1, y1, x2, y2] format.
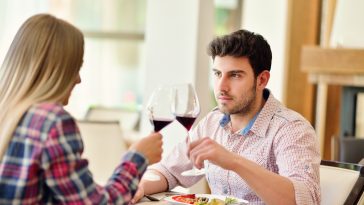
[142, 172, 161, 181]
[181, 168, 205, 176]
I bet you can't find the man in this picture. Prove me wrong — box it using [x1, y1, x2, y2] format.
[132, 29, 321, 205]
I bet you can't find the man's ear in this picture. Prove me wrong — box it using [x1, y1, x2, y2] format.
[257, 70, 270, 89]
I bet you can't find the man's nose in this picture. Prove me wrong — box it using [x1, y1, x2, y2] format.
[216, 75, 229, 92]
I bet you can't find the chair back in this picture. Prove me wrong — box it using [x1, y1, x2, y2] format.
[85, 106, 140, 131]
[77, 120, 128, 185]
[320, 160, 364, 205]
[340, 137, 364, 163]
[358, 193, 364, 205]
[360, 158, 364, 166]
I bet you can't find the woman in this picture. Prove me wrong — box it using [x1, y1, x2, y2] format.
[0, 14, 162, 204]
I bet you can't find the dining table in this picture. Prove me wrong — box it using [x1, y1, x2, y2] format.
[135, 192, 250, 205]
[136, 192, 178, 205]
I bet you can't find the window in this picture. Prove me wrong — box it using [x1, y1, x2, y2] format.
[0, 0, 243, 119]
[0, 0, 147, 118]
[214, 0, 242, 35]
[58, 0, 147, 118]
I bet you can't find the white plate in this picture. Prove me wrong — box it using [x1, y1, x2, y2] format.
[164, 194, 249, 205]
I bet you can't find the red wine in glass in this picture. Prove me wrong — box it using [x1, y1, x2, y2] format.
[172, 83, 204, 176]
[144, 86, 174, 181]
[175, 115, 196, 131]
[146, 86, 174, 133]
[152, 118, 174, 132]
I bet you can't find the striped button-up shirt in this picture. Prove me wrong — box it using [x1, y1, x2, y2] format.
[0, 103, 147, 204]
[151, 90, 321, 205]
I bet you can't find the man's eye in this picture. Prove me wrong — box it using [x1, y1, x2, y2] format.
[231, 73, 240, 78]
[213, 72, 221, 77]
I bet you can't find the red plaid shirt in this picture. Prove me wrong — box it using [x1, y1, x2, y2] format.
[0, 103, 147, 204]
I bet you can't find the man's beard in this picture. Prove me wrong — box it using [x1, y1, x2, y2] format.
[218, 83, 257, 115]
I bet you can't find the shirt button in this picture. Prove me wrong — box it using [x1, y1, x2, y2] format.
[223, 188, 228, 194]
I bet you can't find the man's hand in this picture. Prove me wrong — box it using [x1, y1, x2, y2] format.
[188, 137, 237, 170]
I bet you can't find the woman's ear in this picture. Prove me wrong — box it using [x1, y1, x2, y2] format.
[257, 70, 270, 89]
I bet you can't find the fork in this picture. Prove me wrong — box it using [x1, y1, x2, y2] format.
[144, 195, 160, 201]
[144, 193, 180, 201]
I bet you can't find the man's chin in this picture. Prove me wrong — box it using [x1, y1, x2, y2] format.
[218, 105, 231, 114]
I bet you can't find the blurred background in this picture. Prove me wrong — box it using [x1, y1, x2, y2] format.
[1, 0, 364, 192]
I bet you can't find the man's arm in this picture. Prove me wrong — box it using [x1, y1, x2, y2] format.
[189, 137, 296, 205]
[131, 170, 168, 203]
[229, 153, 296, 205]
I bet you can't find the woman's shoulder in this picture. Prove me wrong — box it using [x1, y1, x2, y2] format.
[27, 102, 72, 121]
[18, 103, 77, 141]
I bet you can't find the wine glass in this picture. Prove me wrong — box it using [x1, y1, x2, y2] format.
[147, 86, 175, 132]
[143, 86, 174, 181]
[172, 83, 205, 176]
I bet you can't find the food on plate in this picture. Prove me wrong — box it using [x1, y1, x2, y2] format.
[171, 194, 241, 205]
[203, 198, 224, 205]
[193, 197, 210, 205]
[172, 194, 197, 204]
[224, 197, 238, 204]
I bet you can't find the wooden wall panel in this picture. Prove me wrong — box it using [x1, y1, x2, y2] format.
[284, 0, 321, 123]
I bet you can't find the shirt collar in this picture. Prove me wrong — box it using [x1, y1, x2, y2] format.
[218, 89, 270, 135]
[219, 114, 230, 127]
[241, 111, 260, 135]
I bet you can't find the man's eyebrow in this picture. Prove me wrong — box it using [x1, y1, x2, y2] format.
[229, 70, 245, 74]
[211, 68, 246, 74]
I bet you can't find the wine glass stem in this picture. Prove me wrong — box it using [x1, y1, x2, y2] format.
[188, 133, 200, 171]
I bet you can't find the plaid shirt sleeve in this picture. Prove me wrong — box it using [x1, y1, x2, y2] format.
[40, 105, 148, 204]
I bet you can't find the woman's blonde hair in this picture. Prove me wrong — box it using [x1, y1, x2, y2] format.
[0, 14, 84, 159]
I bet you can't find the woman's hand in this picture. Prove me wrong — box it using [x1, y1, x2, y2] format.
[130, 132, 163, 165]
[131, 183, 145, 203]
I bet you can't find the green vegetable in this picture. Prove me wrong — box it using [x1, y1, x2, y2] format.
[224, 197, 238, 205]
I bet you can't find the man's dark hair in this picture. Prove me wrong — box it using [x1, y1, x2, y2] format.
[208, 29, 272, 77]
